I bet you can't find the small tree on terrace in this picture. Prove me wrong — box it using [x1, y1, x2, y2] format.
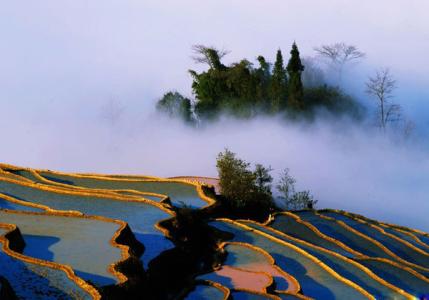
[276, 169, 296, 208]
[216, 149, 256, 209]
[276, 169, 317, 210]
[216, 149, 274, 212]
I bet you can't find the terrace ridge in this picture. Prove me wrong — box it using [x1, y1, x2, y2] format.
[0, 221, 101, 299]
[215, 218, 375, 299]
[239, 218, 414, 299]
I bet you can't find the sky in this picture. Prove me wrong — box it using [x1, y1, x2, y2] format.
[1, 1, 429, 230]
[1, 1, 428, 112]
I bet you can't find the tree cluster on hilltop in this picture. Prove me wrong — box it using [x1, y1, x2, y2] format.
[157, 43, 363, 123]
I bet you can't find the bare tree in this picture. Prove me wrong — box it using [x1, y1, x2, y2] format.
[314, 42, 365, 84]
[191, 45, 230, 69]
[366, 68, 399, 132]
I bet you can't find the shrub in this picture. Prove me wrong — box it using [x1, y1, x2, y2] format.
[276, 169, 317, 210]
[216, 149, 274, 213]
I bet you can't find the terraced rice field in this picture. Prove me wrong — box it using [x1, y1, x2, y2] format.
[269, 212, 355, 257]
[169, 176, 221, 194]
[36, 169, 211, 208]
[198, 266, 272, 293]
[209, 220, 370, 299]
[357, 258, 429, 296]
[0, 195, 43, 212]
[1, 163, 429, 299]
[184, 282, 228, 300]
[220, 243, 299, 292]
[293, 210, 429, 298]
[380, 225, 429, 253]
[0, 210, 123, 286]
[320, 211, 429, 275]
[245, 220, 409, 299]
[0, 224, 94, 299]
[295, 211, 393, 258]
[230, 290, 281, 299]
[0, 175, 174, 268]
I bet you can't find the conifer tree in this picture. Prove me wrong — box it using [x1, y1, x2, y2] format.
[269, 49, 288, 112]
[255, 56, 271, 110]
[287, 42, 305, 110]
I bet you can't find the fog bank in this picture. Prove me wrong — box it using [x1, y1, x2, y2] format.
[1, 110, 428, 232]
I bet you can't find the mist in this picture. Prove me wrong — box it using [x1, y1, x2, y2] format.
[1, 106, 429, 231]
[1, 1, 429, 231]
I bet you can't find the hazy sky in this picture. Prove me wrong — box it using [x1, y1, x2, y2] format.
[1, 1, 429, 229]
[1, 1, 428, 114]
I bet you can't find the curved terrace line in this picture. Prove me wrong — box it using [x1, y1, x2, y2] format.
[15, 167, 171, 204]
[0, 222, 101, 299]
[318, 210, 429, 275]
[297, 210, 429, 289]
[218, 241, 301, 294]
[0, 194, 137, 287]
[240, 218, 414, 299]
[214, 218, 374, 299]
[184, 280, 231, 300]
[199, 265, 274, 293]
[325, 210, 429, 257]
[268, 212, 364, 257]
[231, 288, 283, 299]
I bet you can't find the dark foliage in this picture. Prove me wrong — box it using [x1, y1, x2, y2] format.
[0, 276, 17, 300]
[144, 205, 225, 299]
[287, 42, 305, 110]
[216, 149, 275, 218]
[156, 91, 194, 123]
[269, 50, 288, 112]
[157, 44, 362, 122]
[100, 256, 146, 300]
[304, 85, 364, 118]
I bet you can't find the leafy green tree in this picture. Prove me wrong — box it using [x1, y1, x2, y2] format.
[190, 47, 260, 119]
[222, 60, 258, 118]
[216, 149, 274, 211]
[269, 49, 288, 112]
[216, 149, 256, 209]
[287, 43, 305, 110]
[190, 68, 227, 119]
[189, 46, 231, 119]
[156, 91, 194, 123]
